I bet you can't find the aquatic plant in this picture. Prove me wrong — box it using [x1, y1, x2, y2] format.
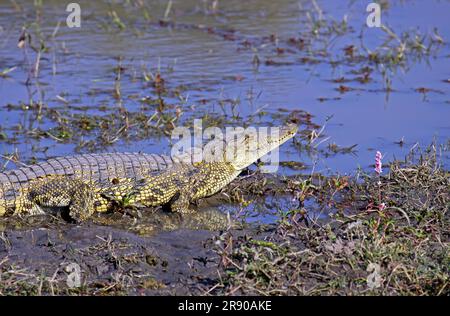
[375, 151, 386, 211]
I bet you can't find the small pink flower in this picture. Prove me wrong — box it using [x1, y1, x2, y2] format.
[375, 151, 383, 175]
[378, 203, 386, 211]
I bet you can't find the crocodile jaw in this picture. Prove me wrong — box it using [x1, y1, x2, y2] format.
[226, 123, 298, 171]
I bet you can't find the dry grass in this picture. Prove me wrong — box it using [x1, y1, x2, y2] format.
[210, 146, 449, 295]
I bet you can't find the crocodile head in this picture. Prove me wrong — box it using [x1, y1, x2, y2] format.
[224, 123, 298, 171]
[173, 123, 298, 171]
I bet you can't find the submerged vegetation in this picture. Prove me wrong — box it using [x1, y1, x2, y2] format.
[0, 0, 447, 162]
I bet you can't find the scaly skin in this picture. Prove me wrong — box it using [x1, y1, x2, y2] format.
[0, 124, 298, 220]
[96, 162, 240, 215]
[0, 153, 177, 218]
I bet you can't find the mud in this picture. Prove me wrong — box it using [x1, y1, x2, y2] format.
[0, 208, 251, 295]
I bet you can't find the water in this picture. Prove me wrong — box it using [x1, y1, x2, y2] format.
[1, 0, 449, 176]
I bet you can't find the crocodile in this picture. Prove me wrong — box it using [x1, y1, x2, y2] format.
[0, 124, 298, 221]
